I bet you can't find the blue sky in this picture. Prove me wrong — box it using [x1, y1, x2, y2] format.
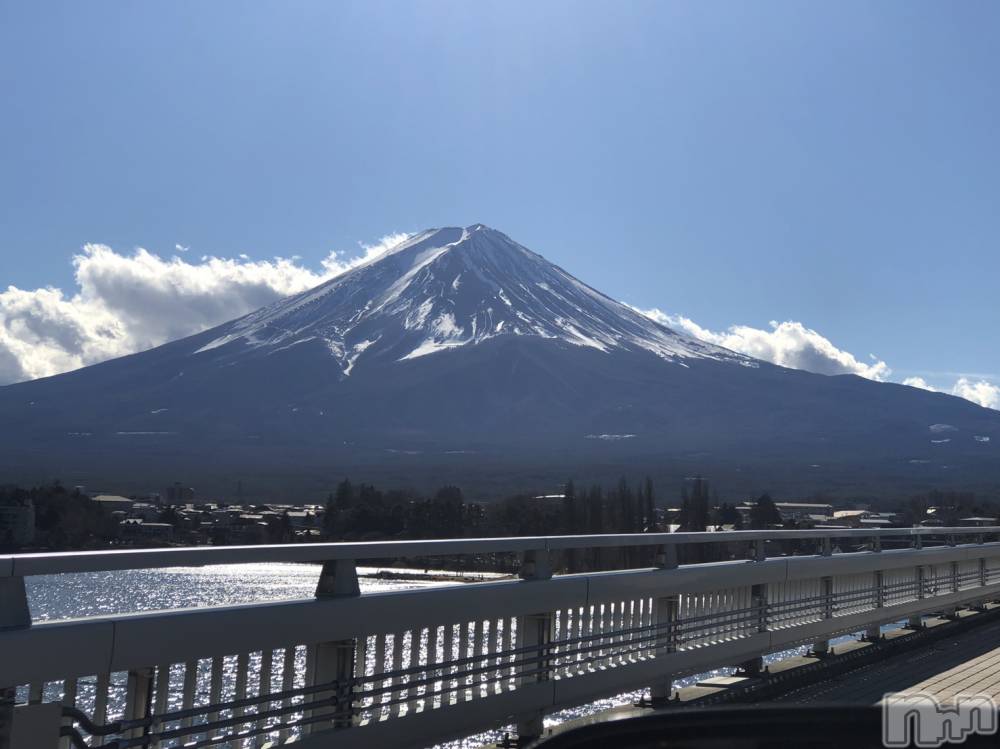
[1, 1, 998, 399]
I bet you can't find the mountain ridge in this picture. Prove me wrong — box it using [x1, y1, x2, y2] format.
[0, 224, 998, 501]
[188, 224, 750, 377]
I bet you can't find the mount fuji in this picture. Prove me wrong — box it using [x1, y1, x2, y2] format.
[193, 225, 746, 373]
[1, 225, 998, 500]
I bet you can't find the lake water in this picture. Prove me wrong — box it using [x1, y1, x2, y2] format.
[23, 562, 878, 746]
[25, 562, 456, 621]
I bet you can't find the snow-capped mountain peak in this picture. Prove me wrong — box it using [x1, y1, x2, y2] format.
[194, 224, 748, 375]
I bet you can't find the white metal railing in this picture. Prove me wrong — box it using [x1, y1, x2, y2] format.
[2, 527, 1000, 749]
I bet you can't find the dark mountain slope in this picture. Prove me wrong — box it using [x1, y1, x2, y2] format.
[1, 225, 996, 500]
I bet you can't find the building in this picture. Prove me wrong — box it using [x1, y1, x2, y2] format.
[774, 502, 833, 521]
[120, 519, 174, 542]
[0, 497, 35, 547]
[828, 510, 899, 529]
[91, 495, 135, 513]
[734, 501, 834, 525]
[164, 483, 196, 505]
[129, 502, 162, 522]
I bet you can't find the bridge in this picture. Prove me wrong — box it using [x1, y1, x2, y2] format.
[3, 526, 1000, 748]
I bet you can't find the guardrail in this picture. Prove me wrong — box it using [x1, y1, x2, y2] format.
[2, 526, 1000, 749]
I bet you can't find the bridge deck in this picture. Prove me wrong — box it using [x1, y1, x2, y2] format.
[773, 614, 1000, 705]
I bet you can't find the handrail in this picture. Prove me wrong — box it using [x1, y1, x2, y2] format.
[7, 532, 1000, 749]
[2, 526, 998, 577]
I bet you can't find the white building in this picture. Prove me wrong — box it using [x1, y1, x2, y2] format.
[91, 495, 135, 513]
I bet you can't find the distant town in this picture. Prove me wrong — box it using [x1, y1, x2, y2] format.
[2, 477, 997, 554]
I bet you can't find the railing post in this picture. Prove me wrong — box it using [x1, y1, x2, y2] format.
[909, 532, 926, 628]
[864, 571, 884, 640]
[650, 592, 679, 705]
[753, 582, 769, 634]
[6, 703, 61, 749]
[519, 548, 553, 582]
[123, 667, 154, 741]
[973, 557, 989, 610]
[59, 678, 77, 749]
[752, 539, 766, 562]
[307, 560, 361, 734]
[655, 544, 678, 570]
[515, 549, 553, 745]
[944, 559, 961, 618]
[0, 576, 30, 749]
[0, 577, 30, 632]
[811, 576, 834, 656]
[650, 544, 679, 704]
[811, 537, 834, 655]
[315, 558, 361, 598]
[871, 535, 882, 553]
[0, 688, 14, 749]
[736, 582, 768, 676]
[908, 565, 925, 628]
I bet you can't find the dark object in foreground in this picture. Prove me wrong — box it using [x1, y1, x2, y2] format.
[534, 705, 994, 748]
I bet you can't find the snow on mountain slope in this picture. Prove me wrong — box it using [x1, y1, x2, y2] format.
[193, 224, 751, 375]
[3, 224, 1000, 500]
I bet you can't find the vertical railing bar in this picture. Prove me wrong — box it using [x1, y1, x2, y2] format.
[502, 617, 515, 686]
[90, 673, 111, 747]
[58, 677, 78, 749]
[597, 601, 615, 669]
[432, 626, 445, 705]
[416, 627, 429, 710]
[623, 601, 633, 663]
[276, 646, 296, 743]
[599, 603, 608, 663]
[445, 624, 457, 705]
[301, 643, 318, 733]
[611, 603, 621, 665]
[389, 632, 404, 718]
[154, 664, 170, 714]
[150, 664, 170, 749]
[254, 649, 273, 746]
[600, 603, 609, 664]
[462, 621, 474, 699]
[234, 652, 250, 723]
[476, 619, 488, 698]
[207, 657, 224, 725]
[352, 636, 366, 718]
[91, 673, 110, 748]
[179, 660, 198, 731]
[619, 602, 629, 664]
[372, 633, 387, 716]
[492, 618, 504, 689]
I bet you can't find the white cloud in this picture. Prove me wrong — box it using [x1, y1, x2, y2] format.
[321, 232, 411, 276]
[3, 241, 997, 417]
[0, 234, 410, 384]
[950, 377, 1000, 410]
[902, 376, 936, 391]
[639, 309, 892, 381]
[638, 310, 999, 411]
[902, 376, 999, 410]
